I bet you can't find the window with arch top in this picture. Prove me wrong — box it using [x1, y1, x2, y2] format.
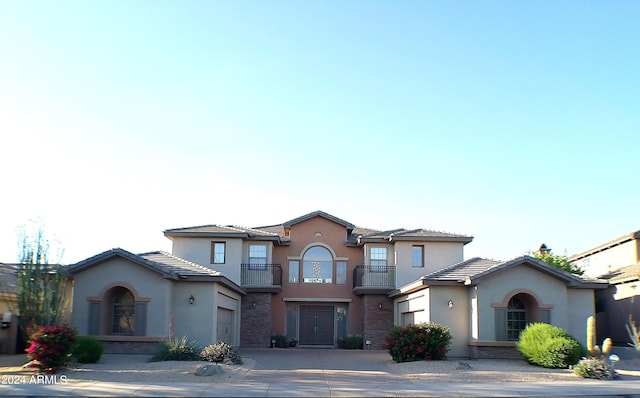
[302, 246, 333, 284]
[507, 296, 527, 340]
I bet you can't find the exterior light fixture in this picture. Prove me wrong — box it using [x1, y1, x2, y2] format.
[189, 295, 195, 305]
[378, 304, 383, 310]
[448, 300, 453, 309]
[252, 301, 256, 308]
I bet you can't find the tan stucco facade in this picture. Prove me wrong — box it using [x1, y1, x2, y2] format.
[393, 259, 600, 358]
[70, 254, 242, 352]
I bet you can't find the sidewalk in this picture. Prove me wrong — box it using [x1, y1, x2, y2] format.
[1, 349, 639, 397]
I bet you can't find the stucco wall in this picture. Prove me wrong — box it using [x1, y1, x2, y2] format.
[171, 237, 244, 283]
[171, 282, 241, 347]
[429, 286, 470, 358]
[566, 288, 594, 346]
[395, 288, 430, 326]
[394, 242, 464, 287]
[272, 216, 364, 337]
[71, 258, 172, 336]
[476, 265, 569, 341]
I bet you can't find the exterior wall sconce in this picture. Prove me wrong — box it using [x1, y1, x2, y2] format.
[378, 304, 383, 310]
[252, 301, 256, 308]
[448, 300, 453, 309]
[189, 295, 195, 305]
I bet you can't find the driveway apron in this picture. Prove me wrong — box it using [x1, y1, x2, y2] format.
[242, 348, 406, 386]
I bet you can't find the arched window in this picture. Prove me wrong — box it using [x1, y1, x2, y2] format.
[507, 296, 527, 340]
[111, 287, 135, 335]
[302, 246, 333, 284]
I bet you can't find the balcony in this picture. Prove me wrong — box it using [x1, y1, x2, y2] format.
[352, 265, 396, 295]
[240, 264, 282, 293]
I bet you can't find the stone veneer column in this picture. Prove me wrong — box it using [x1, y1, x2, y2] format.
[362, 294, 394, 349]
[240, 293, 272, 348]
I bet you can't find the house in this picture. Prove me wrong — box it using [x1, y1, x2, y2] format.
[570, 230, 640, 279]
[570, 230, 640, 345]
[68, 211, 607, 357]
[0, 263, 18, 354]
[163, 211, 473, 350]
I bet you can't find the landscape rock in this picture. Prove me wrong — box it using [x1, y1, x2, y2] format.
[456, 362, 472, 370]
[194, 363, 222, 376]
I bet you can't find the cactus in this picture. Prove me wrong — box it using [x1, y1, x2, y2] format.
[587, 315, 613, 358]
[626, 315, 640, 353]
[602, 337, 612, 357]
[587, 316, 596, 356]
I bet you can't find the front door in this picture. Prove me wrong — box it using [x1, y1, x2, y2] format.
[299, 305, 334, 345]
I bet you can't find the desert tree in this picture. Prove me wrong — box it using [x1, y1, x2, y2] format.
[15, 219, 68, 340]
[532, 244, 584, 276]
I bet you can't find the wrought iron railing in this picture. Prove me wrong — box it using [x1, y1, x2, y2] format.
[240, 263, 282, 287]
[352, 265, 396, 290]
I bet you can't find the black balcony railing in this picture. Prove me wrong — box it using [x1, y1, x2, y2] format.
[352, 265, 396, 293]
[240, 264, 282, 292]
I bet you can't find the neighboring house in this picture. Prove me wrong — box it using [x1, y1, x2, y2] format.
[0, 263, 18, 354]
[68, 249, 244, 353]
[570, 230, 640, 278]
[570, 230, 640, 345]
[69, 210, 607, 357]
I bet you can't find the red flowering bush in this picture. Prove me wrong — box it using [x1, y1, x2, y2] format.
[26, 325, 77, 374]
[383, 322, 451, 363]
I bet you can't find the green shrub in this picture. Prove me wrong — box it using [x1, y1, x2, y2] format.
[200, 342, 242, 364]
[516, 323, 585, 368]
[384, 322, 451, 363]
[340, 335, 363, 349]
[151, 335, 200, 361]
[573, 357, 614, 379]
[72, 336, 104, 363]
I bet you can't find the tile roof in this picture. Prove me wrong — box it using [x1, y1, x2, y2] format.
[598, 262, 640, 284]
[422, 257, 501, 282]
[164, 211, 472, 245]
[355, 228, 473, 244]
[164, 224, 280, 240]
[0, 264, 18, 293]
[138, 251, 222, 278]
[282, 211, 355, 230]
[419, 255, 607, 289]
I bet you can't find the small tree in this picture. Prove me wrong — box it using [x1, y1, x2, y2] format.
[531, 245, 584, 275]
[15, 220, 68, 341]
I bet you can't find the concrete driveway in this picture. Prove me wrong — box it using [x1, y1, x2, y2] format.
[243, 348, 406, 385]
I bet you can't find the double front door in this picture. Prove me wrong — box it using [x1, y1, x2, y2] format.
[299, 305, 334, 345]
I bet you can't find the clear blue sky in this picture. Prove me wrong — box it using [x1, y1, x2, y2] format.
[1, 1, 638, 264]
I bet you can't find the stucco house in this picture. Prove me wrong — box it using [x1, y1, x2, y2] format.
[570, 230, 640, 345]
[68, 211, 607, 357]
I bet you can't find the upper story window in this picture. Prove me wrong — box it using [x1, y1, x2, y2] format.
[370, 247, 387, 272]
[211, 242, 226, 264]
[303, 246, 333, 284]
[249, 244, 267, 269]
[412, 245, 424, 268]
